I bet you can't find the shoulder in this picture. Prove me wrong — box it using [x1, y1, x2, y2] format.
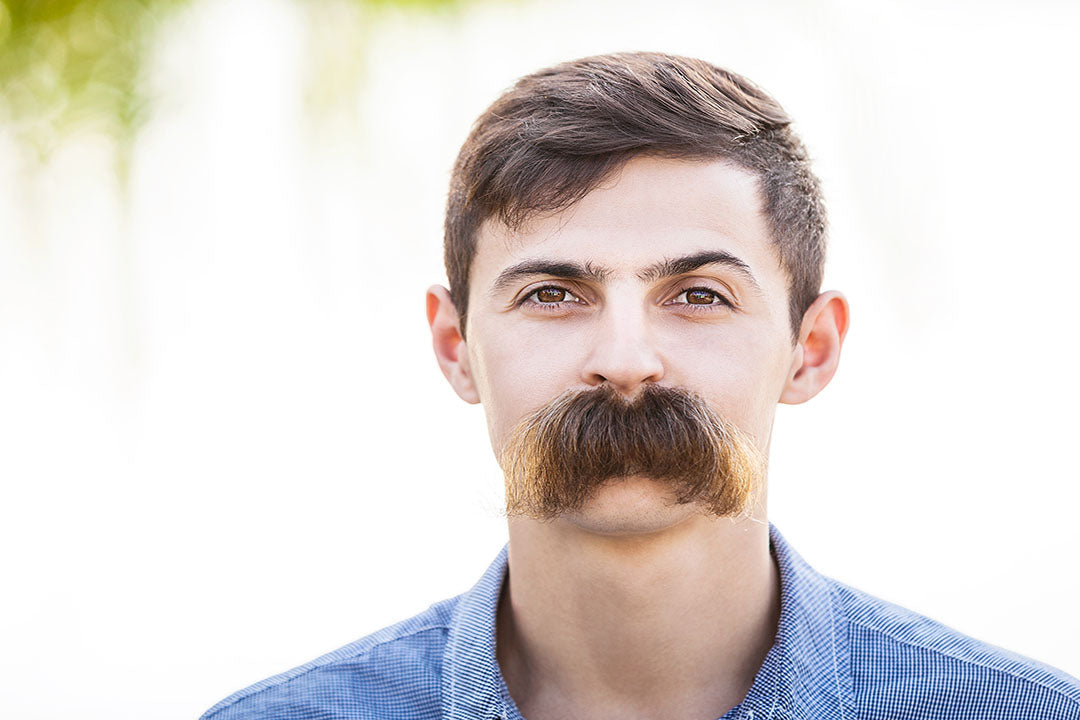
[828, 579, 1080, 719]
[199, 597, 459, 720]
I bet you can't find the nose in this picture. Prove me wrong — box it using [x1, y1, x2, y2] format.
[580, 300, 665, 394]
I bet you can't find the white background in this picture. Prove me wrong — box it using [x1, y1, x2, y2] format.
[1, 0, 1078, 718]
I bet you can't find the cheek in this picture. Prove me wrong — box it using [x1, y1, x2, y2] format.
[470, 321, 588, 445]
[668, 324, 790, 431]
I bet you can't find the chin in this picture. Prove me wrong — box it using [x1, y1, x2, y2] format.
[557, 477, 705, 537]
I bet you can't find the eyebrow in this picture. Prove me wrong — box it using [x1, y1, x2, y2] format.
[488, 250, 762, 296]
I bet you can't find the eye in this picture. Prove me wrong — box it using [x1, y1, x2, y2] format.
[672, 287, 731, 307]
[522, 285, 582, 305]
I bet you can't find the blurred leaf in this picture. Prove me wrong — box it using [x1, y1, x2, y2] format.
[0, 0, 186, 156]
[0, 0, 481, 161]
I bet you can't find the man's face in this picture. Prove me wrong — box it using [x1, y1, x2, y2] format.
[448, 156, 809, 535]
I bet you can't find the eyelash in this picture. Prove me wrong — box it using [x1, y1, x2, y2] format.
[517, 285, 733, 312]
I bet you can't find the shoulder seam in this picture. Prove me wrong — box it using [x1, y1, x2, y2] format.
[848, 617, 1080, 709]
[203, 623, 450, 719]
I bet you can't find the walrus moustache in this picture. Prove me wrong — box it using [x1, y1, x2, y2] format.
[499, 383, 764, 520]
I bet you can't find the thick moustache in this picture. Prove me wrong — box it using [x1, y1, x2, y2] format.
[499, 383, 764, 520]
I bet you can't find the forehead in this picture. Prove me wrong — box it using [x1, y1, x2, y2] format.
[470, 156, 788, 299]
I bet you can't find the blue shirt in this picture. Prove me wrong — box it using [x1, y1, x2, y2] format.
[201, 525, 1080, 719]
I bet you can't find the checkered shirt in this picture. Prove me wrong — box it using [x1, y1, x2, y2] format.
[200, 524, 1080, 719]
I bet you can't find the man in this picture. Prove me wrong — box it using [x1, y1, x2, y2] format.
[201, 52, 1080, 720]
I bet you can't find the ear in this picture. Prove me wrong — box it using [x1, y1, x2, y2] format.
[426, 285, 481, 404]
[779, 290, 850, 405]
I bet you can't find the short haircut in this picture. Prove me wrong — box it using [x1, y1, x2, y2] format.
[444, 51, 826, 343]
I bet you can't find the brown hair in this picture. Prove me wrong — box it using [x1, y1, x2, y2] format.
[444, 51, 826, 342]
[500, 382, 763, 519]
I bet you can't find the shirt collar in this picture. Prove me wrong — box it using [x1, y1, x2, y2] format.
[441, 525, 856, 720]
[737, 525, 857, 720]
[441, 544, 510, 720]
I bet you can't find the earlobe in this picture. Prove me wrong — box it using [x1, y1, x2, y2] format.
[426, 285, 481, 404]
[779, 290, 850, 405]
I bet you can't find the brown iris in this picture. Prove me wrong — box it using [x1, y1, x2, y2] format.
[536, 288, 566, 303]
[686, 289, 718, 305]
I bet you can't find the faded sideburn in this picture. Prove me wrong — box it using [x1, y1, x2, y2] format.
[499, 384, 766, 520]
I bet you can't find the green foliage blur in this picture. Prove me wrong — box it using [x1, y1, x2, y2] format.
[0, 0, 464, 158]
[0, 0, 189, 154]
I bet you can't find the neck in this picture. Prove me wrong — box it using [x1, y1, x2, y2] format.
[496, 513, 779, 720]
